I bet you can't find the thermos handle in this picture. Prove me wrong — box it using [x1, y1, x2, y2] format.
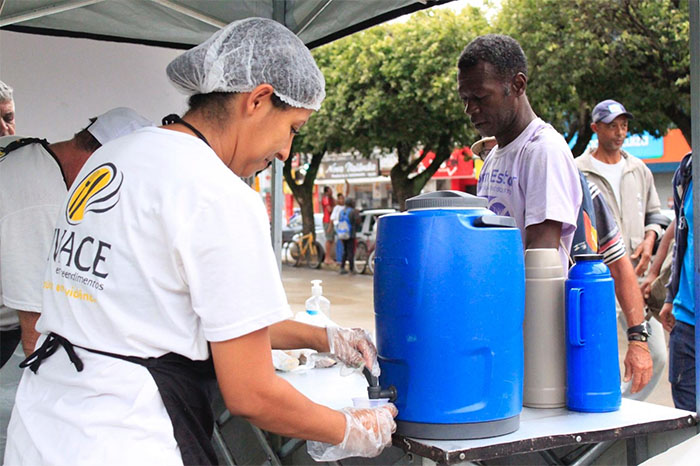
[568, 288, 585, 347]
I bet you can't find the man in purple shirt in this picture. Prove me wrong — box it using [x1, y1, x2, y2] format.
[458, 34, 652, 394]
[458, 34, 581, 268]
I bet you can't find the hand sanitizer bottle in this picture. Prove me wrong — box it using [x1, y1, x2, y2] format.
[295, 280, 335, 327]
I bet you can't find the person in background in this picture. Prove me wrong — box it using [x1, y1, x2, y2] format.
[330, 192, 346, 264]
[470, 136, 497, 161]
[4, 19, 395, 465]
[322, 186, 335, 265]
[659, 152, 694, 411]
[338, 197, 361, 275]
[641, 219, 675, 319]
[0, 81, 16, 136]
[0, 107, 153, 460]
[575, 99, 666, 401]
[458, 34, 582, 271]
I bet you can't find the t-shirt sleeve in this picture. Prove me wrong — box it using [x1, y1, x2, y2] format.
[590, 184, 626, 264]
[520, 138, 581, 236]
[173, 189, 292, 342]
[1, 205, 60, 313]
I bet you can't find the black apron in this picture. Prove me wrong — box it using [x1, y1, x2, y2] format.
[21, 332, 219, 465]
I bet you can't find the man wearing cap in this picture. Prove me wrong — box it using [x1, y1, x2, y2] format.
[576, 99, 666, 400]
[0, 107, 151, 457]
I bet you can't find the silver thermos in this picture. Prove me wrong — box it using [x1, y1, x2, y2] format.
[523, 248, 567, 408]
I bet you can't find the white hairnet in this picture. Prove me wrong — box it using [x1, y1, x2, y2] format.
[166, 17, 325, 111]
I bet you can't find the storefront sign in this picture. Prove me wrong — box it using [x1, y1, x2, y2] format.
[416, 148, 476, 179]
[318, 157, 379, 179]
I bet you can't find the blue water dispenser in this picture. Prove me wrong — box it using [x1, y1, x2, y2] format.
[373, 191, 525, 439]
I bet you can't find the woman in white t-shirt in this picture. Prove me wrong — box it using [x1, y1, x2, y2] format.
[5, 18, 396, 466]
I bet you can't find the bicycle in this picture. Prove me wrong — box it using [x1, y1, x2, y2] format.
[353, 239, 374, 275]
[352, 208, 395, 274]
[289, 232, 324, 269]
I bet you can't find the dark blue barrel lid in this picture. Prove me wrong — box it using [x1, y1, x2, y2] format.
[406, 190, 488, 210]
[573, 254, 604, 262]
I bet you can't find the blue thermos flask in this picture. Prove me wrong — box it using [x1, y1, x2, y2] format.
[565, 254, 621, 412]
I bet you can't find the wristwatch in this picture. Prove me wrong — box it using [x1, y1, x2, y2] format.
[627, 322, 651, 342]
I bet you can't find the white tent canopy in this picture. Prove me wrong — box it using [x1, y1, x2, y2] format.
[0, 0, 454, 49]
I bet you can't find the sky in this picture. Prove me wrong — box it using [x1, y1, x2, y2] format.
[391, 0, 500, 24]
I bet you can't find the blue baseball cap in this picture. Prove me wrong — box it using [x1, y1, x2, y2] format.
[592, 99, 634, 124]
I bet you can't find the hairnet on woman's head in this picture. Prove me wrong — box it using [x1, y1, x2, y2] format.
[167, 17, 325, 111]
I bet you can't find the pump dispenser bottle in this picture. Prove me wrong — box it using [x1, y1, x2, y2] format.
[295, 280, 335, 327]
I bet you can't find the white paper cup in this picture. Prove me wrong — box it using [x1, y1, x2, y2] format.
[352, 397, 390, 409]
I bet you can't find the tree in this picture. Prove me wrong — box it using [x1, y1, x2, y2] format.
[496, 0, 691, 155]
[304, 8, 487, 210]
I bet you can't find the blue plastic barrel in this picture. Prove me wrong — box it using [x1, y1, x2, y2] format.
[565, 254, 621, 412]
[374, 191, 525, 440]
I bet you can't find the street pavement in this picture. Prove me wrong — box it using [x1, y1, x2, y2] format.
[281, 263, 675, 408]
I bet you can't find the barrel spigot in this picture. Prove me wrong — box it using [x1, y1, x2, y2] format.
[362, 367, 397, 401]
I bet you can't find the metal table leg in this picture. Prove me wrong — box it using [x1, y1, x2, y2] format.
[626, 435, 649, 466]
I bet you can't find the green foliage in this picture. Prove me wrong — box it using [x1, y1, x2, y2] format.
[293, 8, 488, 209]
[495, 0, 691, 154]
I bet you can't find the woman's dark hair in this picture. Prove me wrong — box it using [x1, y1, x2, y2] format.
[187, 92, 235, 125]
[188, 90, 291, 120]
[270, 93, 291, 110]
[458, 34, 528, 81]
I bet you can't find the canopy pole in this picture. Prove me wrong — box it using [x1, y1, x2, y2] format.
[296, 0, 335, 36]
[148, 0, 226, 28]
[0, 0, 105, 27]
[270, 1, 287, 271]
[689, 0, 700, 417]
[271, 161, 284, 271]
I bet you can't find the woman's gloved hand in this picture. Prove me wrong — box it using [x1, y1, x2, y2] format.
[307, 404, 398, 461]
[327, 327, 379, 376]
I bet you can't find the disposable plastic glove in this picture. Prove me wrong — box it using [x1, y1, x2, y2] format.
[307, 404, 398, 461]
[327, 327, 380, 376]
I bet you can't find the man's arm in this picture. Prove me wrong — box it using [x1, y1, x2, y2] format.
[524, 220, 562, 249]
[607, 256, 653, 393]
[17, 310, 41, 356]
[590, 183, 653, 393]
[640, 219, 675, 299]
[633, 169, 664, 276]
[631, 230, 658, 277]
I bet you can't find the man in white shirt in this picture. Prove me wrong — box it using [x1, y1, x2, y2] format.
[330, 193, 346, 263]
[0, 107, 153, 459]
[575, 99, 666, 401]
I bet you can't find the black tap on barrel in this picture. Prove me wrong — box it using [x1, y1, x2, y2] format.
[362, 367, 397, 401]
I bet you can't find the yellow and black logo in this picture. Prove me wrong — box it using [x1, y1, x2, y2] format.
[66, 163, 123, 225]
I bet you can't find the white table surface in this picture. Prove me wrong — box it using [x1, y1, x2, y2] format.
[408, 399, 695, 451]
